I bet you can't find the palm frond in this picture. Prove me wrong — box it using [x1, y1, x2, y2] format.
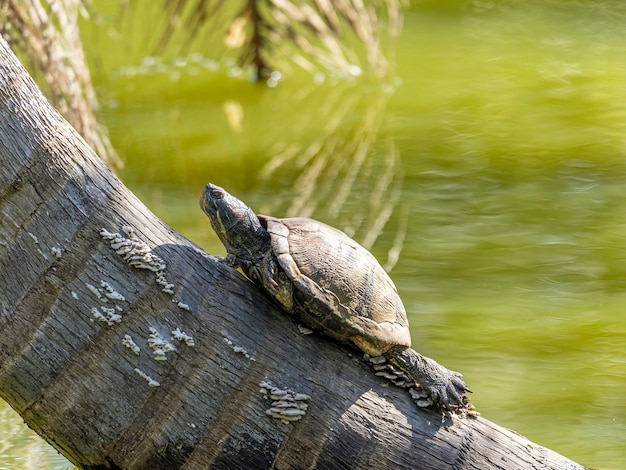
[157, 0, 405, 80]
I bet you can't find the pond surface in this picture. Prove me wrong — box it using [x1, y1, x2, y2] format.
[2, 2, 626, 468]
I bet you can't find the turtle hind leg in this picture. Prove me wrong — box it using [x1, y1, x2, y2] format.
[385, 347, 471, 413]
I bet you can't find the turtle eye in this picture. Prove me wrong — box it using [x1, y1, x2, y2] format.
[211, 189, 223, 199]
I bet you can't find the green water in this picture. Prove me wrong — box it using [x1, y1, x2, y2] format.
[3, 1, 626, 468]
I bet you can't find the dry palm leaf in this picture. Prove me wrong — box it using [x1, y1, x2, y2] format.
[157, 0, 405, 80]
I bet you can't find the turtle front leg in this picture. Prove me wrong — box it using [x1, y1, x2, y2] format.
[261, 255, 293, 309]
[385, 347, 471, 413]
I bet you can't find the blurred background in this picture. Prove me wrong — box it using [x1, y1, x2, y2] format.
[2, 0, 626, 468]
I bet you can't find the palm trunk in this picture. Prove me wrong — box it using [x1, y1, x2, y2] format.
[0, 36, 587, 470]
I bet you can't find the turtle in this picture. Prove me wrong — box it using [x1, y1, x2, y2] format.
[200, 182, 471, 412]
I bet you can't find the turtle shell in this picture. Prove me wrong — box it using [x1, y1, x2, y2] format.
[259, 216, 412, 356]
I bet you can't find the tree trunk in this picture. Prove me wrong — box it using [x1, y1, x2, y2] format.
[0, 36, 587, 470]
[1, 0, 122, 168]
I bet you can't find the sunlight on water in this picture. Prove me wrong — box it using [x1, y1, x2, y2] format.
[3, 1, 626, 469]
[0, 404, 72, 469]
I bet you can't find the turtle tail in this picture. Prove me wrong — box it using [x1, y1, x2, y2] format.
[385, 346, 471, 411]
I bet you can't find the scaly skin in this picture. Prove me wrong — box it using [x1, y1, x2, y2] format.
[386, 347, 471, 412]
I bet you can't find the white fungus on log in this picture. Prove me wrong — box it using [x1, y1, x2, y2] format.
[297, 325, 313, 335]
[85, 283, 103, 300]
[133, 368, 160, 388]
[122, 334, 141, 355]
[409, 387, 434, 408]
[100, 280, 126, 302]
[152, 348, 167, 361]
[91, 307, 107, 324]
[171, 328, 195, 347]
[223, 337, 254, 360]
[259, 381, 311, 423]
[175, 300, 190, 311]
[91, 306, 122, 326]
[100, 227, 174, 295]
[364, 354, 434, 408]
[148, 327, 176, 361]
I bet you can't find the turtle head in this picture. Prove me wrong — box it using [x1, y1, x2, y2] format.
[200, 183, 270, 261]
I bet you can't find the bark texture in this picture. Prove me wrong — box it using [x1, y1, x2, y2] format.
[0, 36, 588, 470]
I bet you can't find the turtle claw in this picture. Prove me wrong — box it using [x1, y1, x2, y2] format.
[432, 374, 478, 418]
[434, 371, 471, 411]
[387, 347, 472, 414]
[260, 262, 294, 309]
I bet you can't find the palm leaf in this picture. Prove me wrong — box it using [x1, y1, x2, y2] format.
[157, 0, 405, 80]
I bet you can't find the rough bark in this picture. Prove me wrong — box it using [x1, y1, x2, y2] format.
[0, 36, 588, 470]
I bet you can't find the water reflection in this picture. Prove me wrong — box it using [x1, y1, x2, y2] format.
[258, 84, 406, 271]
[0, 403, 71, 469]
